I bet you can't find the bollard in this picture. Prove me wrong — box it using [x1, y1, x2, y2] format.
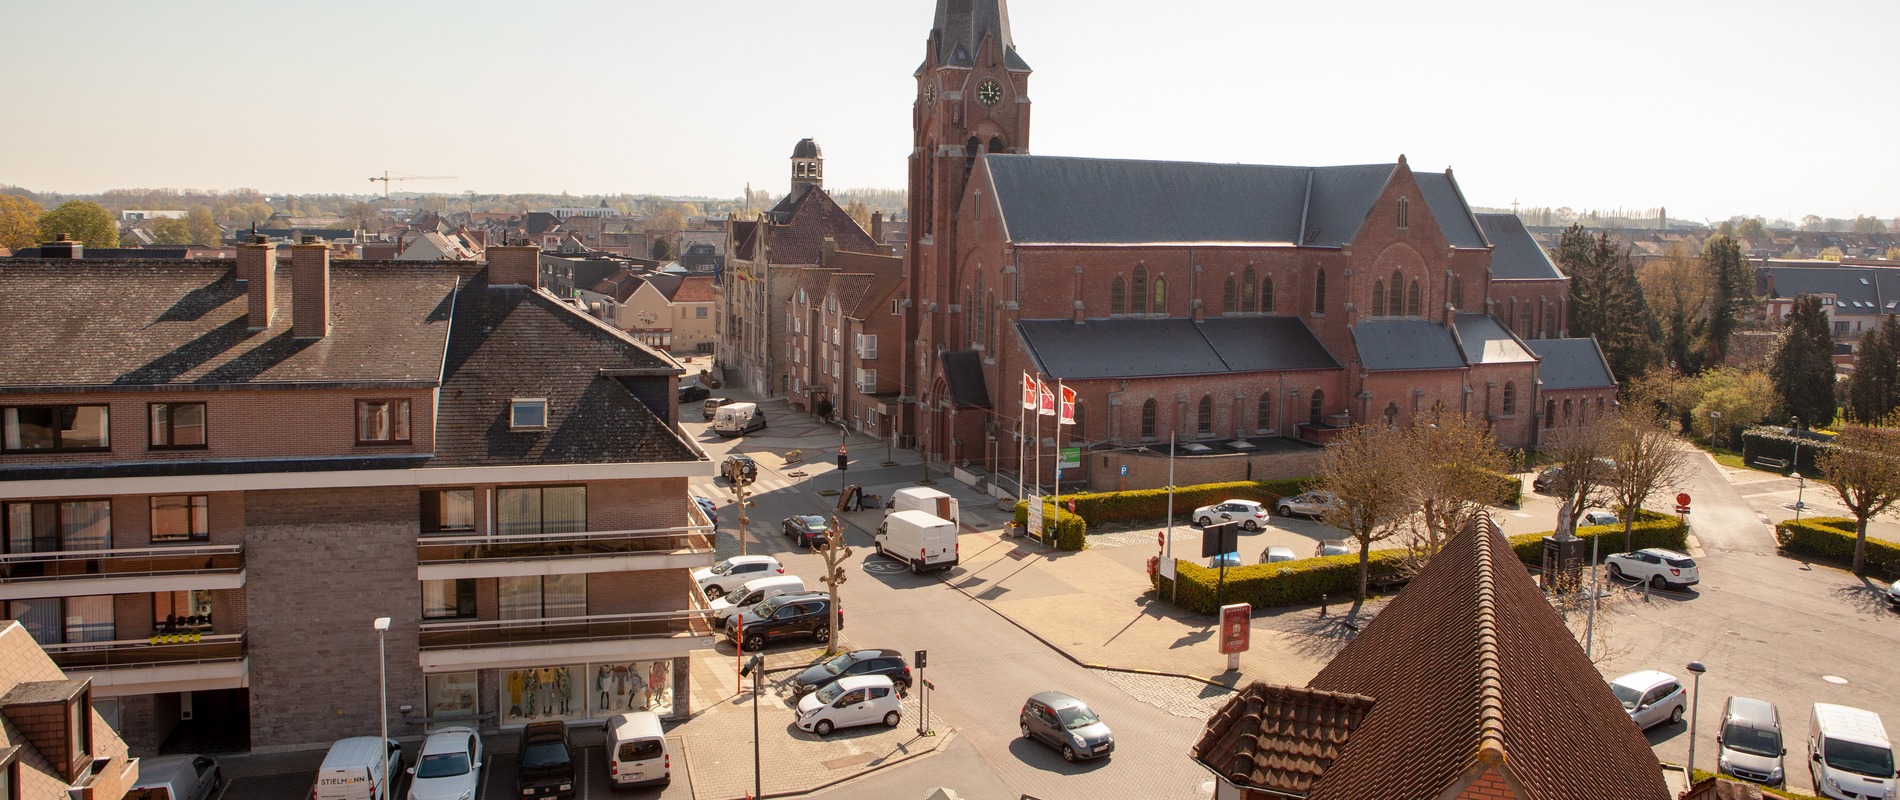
[1643, 580, 1651, 603]
[1319, 593, 1329, 617]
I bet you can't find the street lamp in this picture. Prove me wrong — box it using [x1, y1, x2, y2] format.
[1686, 661, 1707, 778]
[373, 616, 391, 800]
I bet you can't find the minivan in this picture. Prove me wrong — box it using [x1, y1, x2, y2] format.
[1718, 696, 1785, 786]
[701, 396, 734, 419]
[129, 754, 222, 800]
[1810, 703, 1897, 800]
[311, 737, 402, 800]
[708, 574, 808, 626]
[605, 711, 671, 789]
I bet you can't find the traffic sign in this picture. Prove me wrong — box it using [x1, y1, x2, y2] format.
[1676, 492, 1691, 507]
[839, 445, 848, 455]
[1120, 465, 1129, 477]
[1157, 531, 1165, 548]
[1675, 505, 1690, 514]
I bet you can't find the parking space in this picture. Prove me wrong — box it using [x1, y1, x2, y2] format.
[214, 735, 695, 800]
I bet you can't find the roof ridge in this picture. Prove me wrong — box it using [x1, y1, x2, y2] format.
[1473, 517, 1509, 767]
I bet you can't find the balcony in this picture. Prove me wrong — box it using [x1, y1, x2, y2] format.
[416, 609, 715, 671]
[46, 633, 249, 695]
[415, 506, 716, 579]
[0, 544, 244, 600]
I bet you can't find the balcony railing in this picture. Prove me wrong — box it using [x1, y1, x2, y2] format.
[44, 632, 246, 671]
[0, 544, 243, 583]
[418, 609, 714, 651]
[416, 525, 713, 564]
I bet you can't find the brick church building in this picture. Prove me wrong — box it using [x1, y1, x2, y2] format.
[899, 0, 1615, 487]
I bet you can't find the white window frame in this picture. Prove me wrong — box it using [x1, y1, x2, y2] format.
[857, 368, 877, 394]
[857, 333, 878, 360]
[510, 398, 548, 430]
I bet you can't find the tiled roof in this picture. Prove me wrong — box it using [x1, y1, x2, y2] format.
[1018, 317, 1338, 380]
[1479, 214, 1566, 280]
[730, 219, 760, 261]
[589, 269, 645, 303]
[829, 251, 904, 319]
[1, 621, 135, 800]
[669, 275, 716, 303]
[765, 188, 877, 266]
[1190, 683, 1376, 796]
[1352, 319, 1466, 371]
[0, 259, 467, 389]
[1526, 338, 1618, 390]
[1451, 313, 1537, 364]
[826, 273, 878, 320]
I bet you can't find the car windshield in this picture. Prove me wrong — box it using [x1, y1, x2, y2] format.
[727, 588, 758, 606]
[1057, 704, 1100, 729]
[1610, 683, 1643, 710]
[814, 683, 845, 704]
[753, 598, 781, 617]
[521, 740, 570, 768]
[799, 516, 825, 530]
[821, 652, 860, 676]
[416, 751, 470, 779]
[1825, 739, 1895, 778]
[1721, 722, 1781, 758]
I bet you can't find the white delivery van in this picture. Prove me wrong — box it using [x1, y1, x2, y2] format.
[605, 711, 671, 789]
[711, 402, 766, 437]
[1809, 703, 1897, 800]
[876, 509, 958, 574]
[128, 755, 221, 800]
[887, 486, 960, 530]
[708, 574, 807, 626]
[312, 736, 402, 800]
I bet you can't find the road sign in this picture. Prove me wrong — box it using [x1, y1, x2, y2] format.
[1676, 505, 1690, 514]
[1120, 465, 1129, 477]
[915, 649, 928, 669]
[922, 678, 935, 691]
[1676, 492, 1691, 507]
[1157, 531, 1165, 548]
[1201, 522, 1239, 559]
[1219, 603, 1252, 654]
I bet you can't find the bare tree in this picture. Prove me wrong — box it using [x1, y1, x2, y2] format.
[1606, 405, 1696, 551]
[1540, 422, 1621, 531]
[1815, 420, 1900, 574]
[1399, 409, 1509, 572]
[1319, 424, 1416, 599]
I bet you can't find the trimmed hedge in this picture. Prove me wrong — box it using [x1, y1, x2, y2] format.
[1060, 474, 1520, 527]
[1741, 425, 1833, 474]
[1504, 509, 1689, 564]
[1011, 500, 1088, 551]
[1775, 516, 1900, 576]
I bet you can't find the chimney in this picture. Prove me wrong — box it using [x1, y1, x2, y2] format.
[1766, 272, 1776, 296]
[871, 212, 884, 243]
[237, 234, 276, 331]
[291, 236, 331, 339]
[39, 233, 82, 259]
[487, 242, 541, 287]
[821, 236, 837, 266]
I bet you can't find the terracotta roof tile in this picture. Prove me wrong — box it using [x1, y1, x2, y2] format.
[1190, 684, 1376, 795]
[669, 275, 715, 303]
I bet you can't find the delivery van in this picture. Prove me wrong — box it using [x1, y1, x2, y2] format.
[311, 736, 402, 800]
[712, 402, 766, 437]
[1809, 703, 1896, 800]
[708, 574, 808, 625]
[875, 509, 958, 574]
[128, 754, 221, 800]
[605, 711, 671, 789]
[887, 486, 960, 530]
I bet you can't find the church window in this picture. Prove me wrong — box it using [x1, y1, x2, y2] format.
[1313, 271, 1326, 314]
[1111, 277, 1126, 315]
[1578, 398, 1587, 426]
[1222, 277, 1236, 314]
[1384, 402, 1400, 426]
[1132, 267, 1149, 315]
[973, 274, 987, 348]
[1241, 268, 1257, 313]
[1309, 389, 1325, 425]
[1152, 278, 1167, 313]
[1389, 270, 1404, 317]
[965, 136, 981, 179]
[1450, 276, 1463, 311]
[1502, 382, 1516, 415]
[989, 292, 999, 353]
[1563, 398, 1573, 424]
[1261, 276, 1275, 313]
[1140, 399, 1157, 440]
[1371, 281, 1385, 318]
[1406, 280, 1422, 316]
[989, 136, 1005, 155]
[1398, 197, 1410, 229]
[1256, 394, 1272, 432]
[1073, 402, 1087, 439]
[1519, 307, 1533, 336]
[1197, 395, 1213, 436]
[1545, 399, 1556, 428]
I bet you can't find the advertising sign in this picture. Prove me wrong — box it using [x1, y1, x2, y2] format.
[1026, 496, 1044, 538]
[1059, 447, 1081, 469]
[1218, 603, 1252, 654]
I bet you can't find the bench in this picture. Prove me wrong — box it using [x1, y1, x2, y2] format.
[1753, 456, 1790, 470]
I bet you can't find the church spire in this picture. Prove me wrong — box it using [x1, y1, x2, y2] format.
[929, 0, 1029, 70]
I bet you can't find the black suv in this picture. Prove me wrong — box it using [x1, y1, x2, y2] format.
[791, 648, 912, 697]
[723, 592, 842, 651]
[515, 720, 574, 798]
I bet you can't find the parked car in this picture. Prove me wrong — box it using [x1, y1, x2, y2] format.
[1609, 671, 1686, 731]
[701, 396, 734, 419]
[1605, 548, 1700, 590]
[1808, 703, 1896, 800]
[678, 381, 711, 403]
[791, 648, 913, 697]
[1315, 539, 1350, 557]
[312, 737, 402, 800]
[693, 495, 718, 525]
[1275, 490, 1340, 519]
[1263, 546, 1297, 564]
[782, 514, 832, 547]
[407, 726, 482, 800]
[1192, 499, 1269, 530]
[1718, 696, 1786, 786]
[515, 720, 574, 799]
[1888, 579, 1900, 610]
[796, 674, 904, 736]
[724, 592, 840, 651]
[692, 554, 784, 599]
[131, 754, 222, 800]
[1579, 510, 1620, 527]
[1208, 552, 1242, 568]
[708, 575, 808, 626]
[721, 454, 758, 485]
[604, 712, 671, 789]
[1021, 691, 1115, 762]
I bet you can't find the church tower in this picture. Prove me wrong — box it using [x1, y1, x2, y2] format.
[790, 138, 823, 195]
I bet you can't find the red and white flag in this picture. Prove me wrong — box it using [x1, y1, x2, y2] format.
[1021, 373, 1038, 410]
[1059, 384, 1076, 425]
[1038, 378, 1057, 416]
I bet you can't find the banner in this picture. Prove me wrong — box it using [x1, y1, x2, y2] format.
[1059, 447, 1081, 469]
[1038, 379, 1056, 416]
[1059, 385, 1076, 425]
[1021, 373, 1037, 410]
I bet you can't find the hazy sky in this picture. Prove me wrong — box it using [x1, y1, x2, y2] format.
[3, 0, 1893, 223]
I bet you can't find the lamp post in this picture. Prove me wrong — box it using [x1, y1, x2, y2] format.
[372, 616, 391, 800]
[1686, 661, 1707, 778]
[1788, 416, 1807, 521]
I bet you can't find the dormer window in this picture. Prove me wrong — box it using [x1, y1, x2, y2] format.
[510, 398, 548, 431]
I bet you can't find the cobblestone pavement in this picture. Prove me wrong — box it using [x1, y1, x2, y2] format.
[1093, 669, 1237, 721]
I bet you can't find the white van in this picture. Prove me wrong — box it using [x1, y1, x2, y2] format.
[312, 736, 402, 800]
[128, 754, 221, 800]
[888, 486, 960, 529]
[1809, 703, 1897, 800]
[875, 510, 958, 573]
[708, 574, 807, 625]
[711, 402, 765, 437]
[605, 711, 671, 789]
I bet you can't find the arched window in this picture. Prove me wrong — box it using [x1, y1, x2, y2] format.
[1389, 270, 1404, 317]
[973, 273, 986, 347]
[1140, 398, 1157, 440]
[1578, 399, 1587, 426]
[1261, 276, 1275, 313]
[1397, 197, 1410, 228]
[1449, 276, 1464, 311]
[1256, 393, 1272, 432]
[1406, 280, 1422, 316]
[1502, 381, 1516, 415]
[1152, 277, 1167, 313]
[1110, 276, 1126, 315]
[1241, 268, 1257, 313]
[1073, 402, 1087, 439]
[1222, 276, 1236, 315]
[1309, 389, 1325, 425]
[1371, 281, 1385, 318]
[1197, 394, 1213, 435]
[1132, 267, 1149, 315]
[1545, 399, 1556, 428]
[1384, 402, 1400, 426]
[1313, 270, 1326, 314]
[989, 136, 1005, 154]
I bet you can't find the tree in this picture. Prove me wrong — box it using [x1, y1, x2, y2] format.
[1398, 409, 1509, 571]
[1801, 215, 1824, 231]
[845, 198, 873, 232]
[342, 202, 379, 233]
[1638, 242, 1710, 373]
[1887, 246, 1900, 262]
[0, 194, 44, 250]
[1540, 422, 1621, 533]
[1736, 218, 1769, 241]
[1846, 316, 1900, 423]
[1703, 234, 1759, 366]
[1317, 423, 1415, 599]
[1559, 225, 1658, 380]
[151, 218, 192, 245]
[650, 237, 674, 260]
[1688, 367, 1780, 443]
[187, 206, 220, 246]
[38, 200, 118, 248]
[1815, 420, 1900, 574]
[1605, 405, 1695, 551]
[1851, 215, 1888, 234]
[1768, 296, 1837, 428]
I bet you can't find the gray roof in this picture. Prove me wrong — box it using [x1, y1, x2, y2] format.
[939, 350, 990, 407]
[1757, 266, 1882, 308]
[983, 155, 1483, 249]
[930, 0, 1029, 71]
[1352, 320, 1465, 371]
[1526, 338, 1617, 390]
[1016, 317, 1339, 380]
[1476, 214, 1564, 280]
[1451, 313, 1536, 364]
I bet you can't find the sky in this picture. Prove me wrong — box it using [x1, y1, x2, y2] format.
[2, 0, 1894, 224]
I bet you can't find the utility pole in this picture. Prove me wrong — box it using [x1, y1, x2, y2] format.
[820, 516, 853, 656]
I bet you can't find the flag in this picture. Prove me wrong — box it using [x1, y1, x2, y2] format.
[1038, 378, 1056, 416]
[1021, 373, 1038, 410]
[1059, 384, 1076, 425]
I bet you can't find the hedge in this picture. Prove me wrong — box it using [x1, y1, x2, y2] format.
[1011, 500, 1088, 551]
[1057, 474, 1520, 528]
[1775, 516, 1900, 576]
[1741, 425, 1833, 473]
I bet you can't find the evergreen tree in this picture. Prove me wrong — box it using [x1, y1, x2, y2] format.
[1846, 316, 1900, 422]
[1769, 296, 1838, 427]
[1702, 234, 1758, 366]
[1559, 225, 1657, 380]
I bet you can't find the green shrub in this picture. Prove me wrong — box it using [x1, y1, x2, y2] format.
[1741, 425, 1833, 473]
[1011, 500, 1088, 550]
[1490, 473, 1524, 506]
[1055, 480, 1281, 527]
[1775, 517, 1900, 576]
[1504, 509, 1689, 564]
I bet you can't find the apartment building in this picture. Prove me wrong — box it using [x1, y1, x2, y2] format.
[0, 241, 715, 754]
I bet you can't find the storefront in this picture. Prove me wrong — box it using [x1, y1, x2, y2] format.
[424, 658, 685, 731]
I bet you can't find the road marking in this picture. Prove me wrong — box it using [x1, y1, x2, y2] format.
[1823, 675, 1849, 684]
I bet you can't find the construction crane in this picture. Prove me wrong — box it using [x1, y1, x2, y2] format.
[368, 171, 456, 206]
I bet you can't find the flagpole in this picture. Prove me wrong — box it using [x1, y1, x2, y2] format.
[1168, 430, 1177, 603]
[1017, 395, 1027, 503]
[1053, 379, 1063, 540]
[1034, 376, 1043, 543]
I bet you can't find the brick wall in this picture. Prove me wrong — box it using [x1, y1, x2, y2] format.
[585, 570, 689, 615]
[1451, 766, 1521, 800]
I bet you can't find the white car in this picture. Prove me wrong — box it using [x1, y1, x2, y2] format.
[407, 726, 481, 800]
[1275, 491, 1340, 519]
[692, 554, 784, 599]
[795, 674, 904, 736]
[1193, 499, 1269, 530]
[1609, 671, 1686, 731]
[1605, 548, 1700, 590]
[1889, 579, 1900, 610]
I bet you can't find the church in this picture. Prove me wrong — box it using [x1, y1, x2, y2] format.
[894, 0, 1616, 489]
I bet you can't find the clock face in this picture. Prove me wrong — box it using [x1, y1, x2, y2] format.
[923, 82, 936, 105]
[977, 78, 1003, 107]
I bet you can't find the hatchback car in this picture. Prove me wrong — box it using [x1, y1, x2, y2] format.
[782, 514, 831, 547]
[1609, 671, 1686, 731]
[721, 454, 758, 485]
[1605, 548, 1700, 590]
[1208, 551, 1242, 568]
[692, 554, 784, 598]
[1315, 539, 1350, 557]
[1263, 546, 1297, 564]
[692, 495, 718, 525]
[1275, 490, 1340, 519]
[678, 382, 711, 403]
[1021, 691, 1114, 762]
[791, 648, 913, 697]
[796, 674, 903, 736]
[407, 726, 482, 800]
[1193, 499, 1269, 530]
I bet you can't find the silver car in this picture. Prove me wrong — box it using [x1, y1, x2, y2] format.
[1021, 691, 1114, 762]
[1275, 490, 1340, 519]
[1609, 670, 1686, 731]
[1718, 696, 1786, 786]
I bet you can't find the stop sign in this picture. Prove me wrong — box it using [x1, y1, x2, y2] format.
[1676, 492, 1691, 507]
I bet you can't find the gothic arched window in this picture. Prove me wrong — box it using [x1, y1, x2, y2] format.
[1222, 277, 1236, 315]
[1371, 281, 1385, 318]
[973, 273, 986, 347]
[1450, 276, 1464, 311]
[1241, 267, 1257, 313]
[1152, 277, 1167, 313]
[1313, 271, 1326, 314]
[1384, 402, 1400, 426]
[1261, 276, 1275, 313]
[1406, 280, 1422, 316]
[1256, 393, 1272, 432]
[1197, 394, 1213, 435]
[1502, 381, 1516, 415]
[1389, 270, 1404, 317]
[1309, 389, 1325, 425]
[1111, 277, 1126, 316]
[1132, 266, 1149, 315]
[1073, 402, 1087, 439]
[1141, 399, 1157, 440]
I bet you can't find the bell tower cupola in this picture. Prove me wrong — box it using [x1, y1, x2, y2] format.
[790, 138, 823, 195]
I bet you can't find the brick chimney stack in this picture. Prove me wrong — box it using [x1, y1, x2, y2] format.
[39, 233, 82, 259]
[871, 212, 883, 243]
[820, 236, 837, 266]
[487, 243, 541, 288]
[291, 236, 331, 339]
[237, 234, 276, 331]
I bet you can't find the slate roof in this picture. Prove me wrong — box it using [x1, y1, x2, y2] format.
[929, 0, 1029, 71]
[1525, 338, 1618, 390]
[7, 247, 190, 259]
[1189, 684, 1377, 796]
[1478, 213, 1566, 280]
[1017, 317, 1339, 380]
[939, 350, 990, 407]
[982, 155, 1483, 249]
[1756, 266, 1882, 306]
[0, 259, 467, 389]
[1352, 319, 1465, 371]
[1451, 313, 1537, 364]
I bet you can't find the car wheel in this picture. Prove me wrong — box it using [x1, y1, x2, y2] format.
[1196, 515, 1212, 527]
[1062, 745, 1078, 762]
[1243, 519, 1259, 531]
[1669, 705, 1684, 725]
[705, 585, 725, 599]
[884, 711, 902, 727]
[1276, 505, 1292, 517]
[1649, 575, 1667, 590]
[814, 719, 833, 736]
[895, 678, 912, 692]
[743, 632, 765, 652]
[1021, 721, 1033, 739]
[910, 558, 922, 574]
[1607, 563, 1626, 581]
[812, 624, 829, 642]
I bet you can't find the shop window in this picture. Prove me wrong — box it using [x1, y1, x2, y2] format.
[149, 402, 206, 449]
[426, 672, 479, 731]
[3, 404, 109, 452]
[422, 489, 476, 534]
[151, 495, 209, 542]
